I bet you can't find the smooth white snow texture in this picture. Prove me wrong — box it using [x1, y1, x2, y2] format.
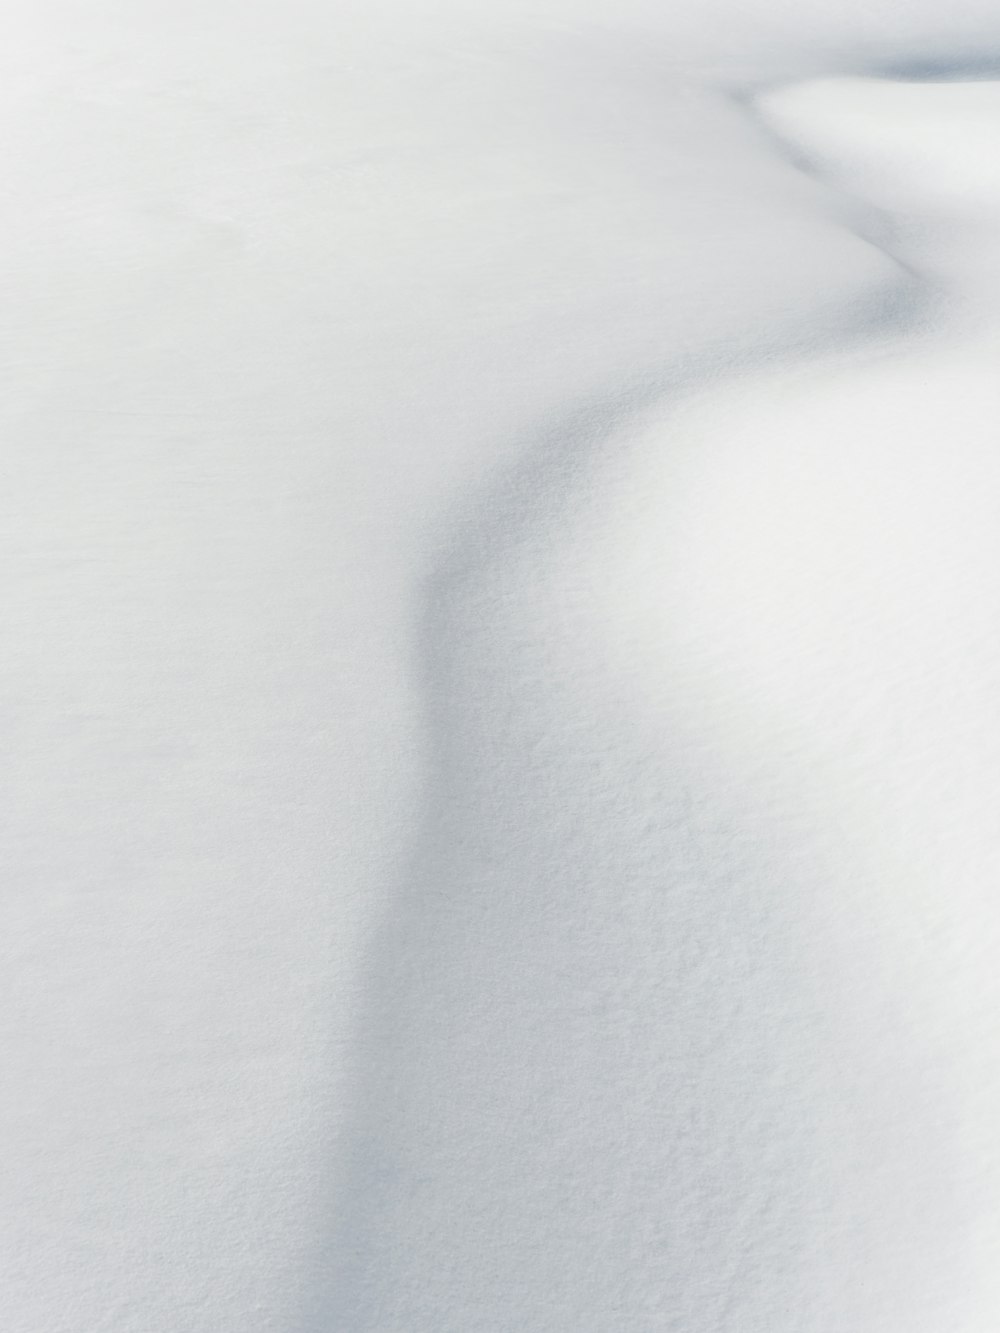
[2, 4, 1000, 1332]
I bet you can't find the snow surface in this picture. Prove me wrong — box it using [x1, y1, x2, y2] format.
[3, 4, 1000, 1331]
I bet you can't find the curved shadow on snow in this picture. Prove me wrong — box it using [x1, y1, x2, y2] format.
[300, 64, 982, 1332]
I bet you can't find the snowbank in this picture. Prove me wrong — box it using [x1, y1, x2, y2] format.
[3, 4, 1000, 1331]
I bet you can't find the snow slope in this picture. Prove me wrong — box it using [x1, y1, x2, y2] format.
[3, 4, 1000, 1331]
[328, 74, 1000, 1332]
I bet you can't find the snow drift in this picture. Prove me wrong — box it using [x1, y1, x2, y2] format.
[3, 3, 1000, 1331]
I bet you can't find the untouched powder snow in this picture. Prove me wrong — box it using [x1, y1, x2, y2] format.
[3, 5, 1000, 1332]
[327, 76, 1000, 1333]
